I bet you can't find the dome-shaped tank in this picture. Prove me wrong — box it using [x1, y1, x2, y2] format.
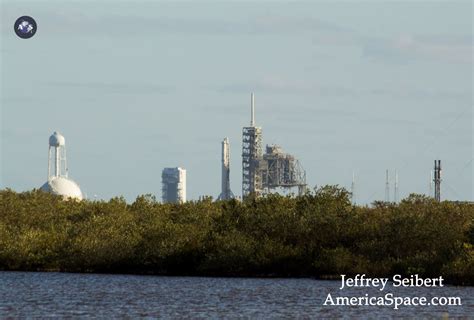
[40, 177, 83, 200]
[49, 131, 65, 147]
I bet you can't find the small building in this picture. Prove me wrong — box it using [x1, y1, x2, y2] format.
[162, 167, 186, 203]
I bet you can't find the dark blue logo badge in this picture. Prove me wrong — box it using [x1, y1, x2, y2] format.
[14, 16, 37, 39]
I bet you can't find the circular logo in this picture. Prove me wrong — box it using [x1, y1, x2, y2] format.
[14, 16, 37, 39]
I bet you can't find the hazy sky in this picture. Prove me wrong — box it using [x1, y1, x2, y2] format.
[1, 1, 472, 203]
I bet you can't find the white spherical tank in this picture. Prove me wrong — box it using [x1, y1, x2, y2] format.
[49, 131, 65, 147]
[40, 177, 83, 200]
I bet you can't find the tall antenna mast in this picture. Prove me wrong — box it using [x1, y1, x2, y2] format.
[250, 93, 255, 127]
[385, 169, 390, 202]
[394, 170, 399, 203]
[429, 170, 434, 197]
[351, 171, 356, 205]
[434, 160, 441, 201]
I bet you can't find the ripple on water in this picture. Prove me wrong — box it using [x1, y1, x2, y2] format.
[0, 272, 472, 318]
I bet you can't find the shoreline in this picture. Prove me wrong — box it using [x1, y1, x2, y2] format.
[0, 269, 472, 287]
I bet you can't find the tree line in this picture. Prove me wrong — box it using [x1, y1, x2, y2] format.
[0, 187, 472, 285]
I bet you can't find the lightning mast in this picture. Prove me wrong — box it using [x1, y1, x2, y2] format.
[393, 170, 399, 203]
[429, 170, 434, 197]
[385, 169, 390, 202]
[434, 160, 442, 202]
[351, 171, 356, 205]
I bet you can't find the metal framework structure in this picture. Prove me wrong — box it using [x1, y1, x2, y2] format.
[433, 160, 441, 202]
[242, 93, 263, 198]
[47, 131, 68, 179]
[430, 170, 434, 196]
[351, 171, 356, 205]
[385, 169, 390, 202]
[393, 170, 399, 203]
[242, 93, 307, 199]
[261, 145, 307, 195]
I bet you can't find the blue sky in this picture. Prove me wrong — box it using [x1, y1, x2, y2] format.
[1, 1, 472, 202]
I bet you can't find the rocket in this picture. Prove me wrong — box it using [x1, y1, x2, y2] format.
[218, 137, 234, 200]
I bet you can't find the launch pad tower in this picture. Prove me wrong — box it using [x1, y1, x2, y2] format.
[241, 94, 306, 199]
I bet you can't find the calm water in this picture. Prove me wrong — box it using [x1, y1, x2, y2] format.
[0, 271, 473, 318]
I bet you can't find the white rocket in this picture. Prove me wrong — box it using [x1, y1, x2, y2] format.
[218, 137, 234, 200]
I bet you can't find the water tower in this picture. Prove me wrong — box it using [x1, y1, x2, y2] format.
[40, 131, 83, 200]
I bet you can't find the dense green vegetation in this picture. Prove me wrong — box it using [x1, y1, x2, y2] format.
[0, 187, 473, 285]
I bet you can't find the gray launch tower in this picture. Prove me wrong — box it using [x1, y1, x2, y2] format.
[218, 137, 235, 200]
[241, 93, 307, 199]
[242, 93, 263, 198]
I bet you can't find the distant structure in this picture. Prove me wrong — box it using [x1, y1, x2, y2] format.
[218, 137, 234, 200]
[429, 170, 434, 197]
[242, 93, 263, 198]
[351, 171, 356, 205]
[162, 167, 186, 203]
[261, 145, 306, 195]
[40, 131, 83, 200]
[433, 160, 442, 202]
[385, 169, 390, 202]
[393, 170, 399, 203]
[241, 93, 307, 199]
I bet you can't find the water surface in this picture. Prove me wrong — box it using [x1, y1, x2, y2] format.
[0, 272, 472, 318]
